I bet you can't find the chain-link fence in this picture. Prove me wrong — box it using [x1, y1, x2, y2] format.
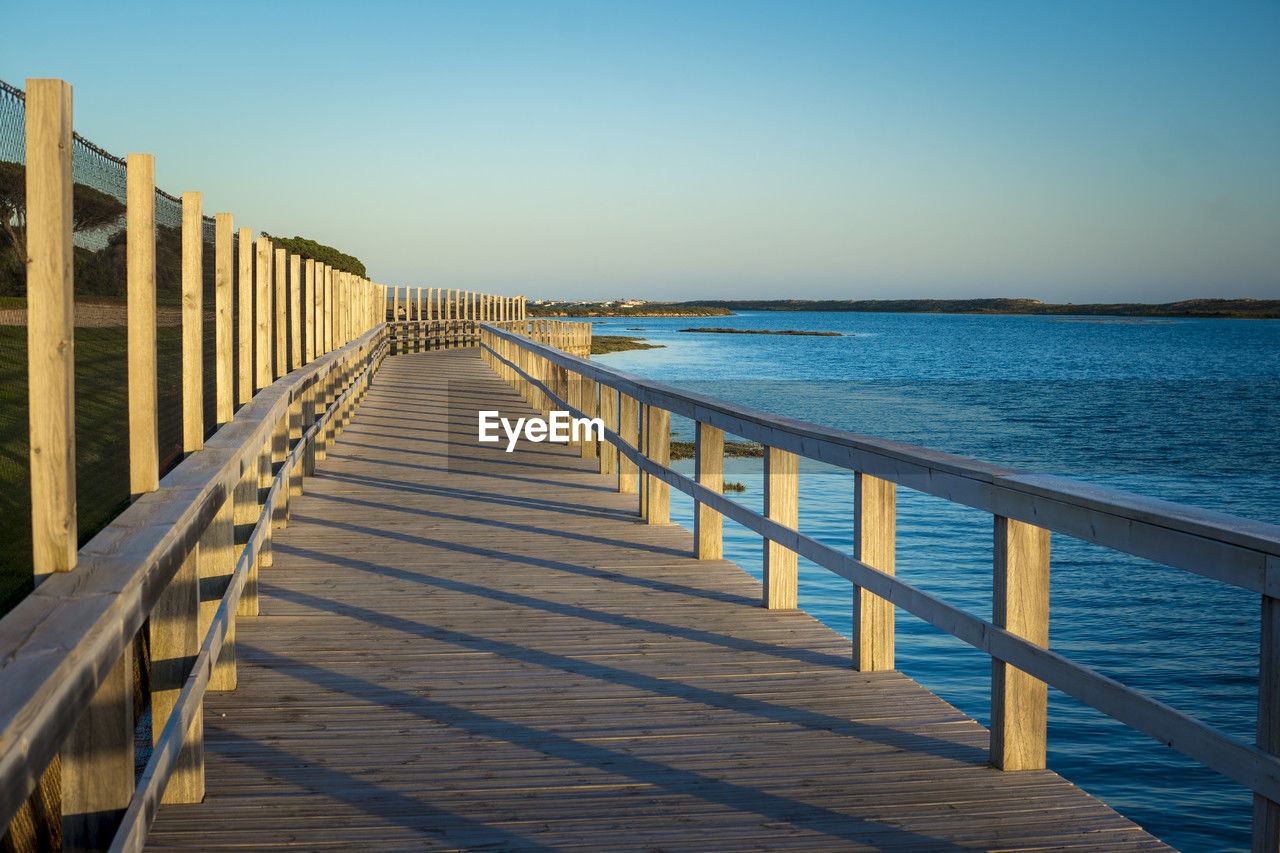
[0, 79, 248, 614]
[0, 80, 28, 612]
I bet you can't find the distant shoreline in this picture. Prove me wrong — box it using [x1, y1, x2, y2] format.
[533, 298, 1280, 320]
[679, 297, 1280, 320]
[678, 327, 848, 337]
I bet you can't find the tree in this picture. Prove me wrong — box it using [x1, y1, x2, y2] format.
[261, 233, 367, 277]
[0, 159, 126, 260]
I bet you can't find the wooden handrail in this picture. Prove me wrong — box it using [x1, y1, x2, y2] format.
[0, 328, 387, 840]
[479, 321, 1280, 848]
[480, 325, 1280, 584]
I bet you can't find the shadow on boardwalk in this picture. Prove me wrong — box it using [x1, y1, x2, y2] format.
[145, 348, 1169, 851]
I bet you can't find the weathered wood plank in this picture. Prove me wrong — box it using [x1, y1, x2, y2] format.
[854, 473, 894, 671]
[127, 153, 158, 497]
[24, 78, 77, 580]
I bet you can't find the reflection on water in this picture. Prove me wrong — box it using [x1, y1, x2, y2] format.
[595, 311, 1280, 852]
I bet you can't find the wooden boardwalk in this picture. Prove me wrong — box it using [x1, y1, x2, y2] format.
[145, 349, 1169, 852]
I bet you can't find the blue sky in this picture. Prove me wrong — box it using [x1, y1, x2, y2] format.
[4, 1, 1278, 301]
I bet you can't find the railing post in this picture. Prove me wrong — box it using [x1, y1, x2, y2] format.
[695, 422, 723, 559]
[201, 487, 237, 691]
[23, 75, 73, 852]
[323, 264, 333, 355]
[290, 253, 302, 369]
[392, 287, 400, 352]
[149, 538, 203, 803]
[274, 247, 286, 378]
[645, 405, 670, 523]
[237, 228, 253, 405]
[61, 651, 131, 851]
[254, 236, 271, 391]
[763, 447, 798, 610]
[25, 77, 76, 581]
[618, 394, 639, 496]
[214, 214, 234, 425]
[854, 473, 896, 671]
[127, 152, 158, 498]
[304, 258, 315, 364]
[581, 381, 599, 460]
[599, 385, 618, 477]
[181, 192, 204, 456]
[991, 516, 1050, 771]
[1254, 595, 1280, 851]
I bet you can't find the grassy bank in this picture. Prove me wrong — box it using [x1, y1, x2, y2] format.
[592, 335, 666, 355]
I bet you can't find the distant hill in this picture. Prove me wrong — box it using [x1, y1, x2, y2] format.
[681, 298, 1280, 319]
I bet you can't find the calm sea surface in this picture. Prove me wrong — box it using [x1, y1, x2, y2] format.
[588, 311, 1280, 852]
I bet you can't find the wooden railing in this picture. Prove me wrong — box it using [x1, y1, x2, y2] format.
[480, 322, 1280, 852]
[388, 317, 591, 358]
[0, 78, 524, 851]
[524, 319, 592, 358]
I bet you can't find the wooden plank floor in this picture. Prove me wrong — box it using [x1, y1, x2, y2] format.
[146, 348, 1171, 852]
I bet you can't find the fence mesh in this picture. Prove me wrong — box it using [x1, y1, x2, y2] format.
[0, 79, 246, 615]
[0, 80, 28, 612]
[68, 109, 132, 586]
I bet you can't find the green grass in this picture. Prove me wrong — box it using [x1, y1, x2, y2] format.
[669, 439, 765, 461]
[0, 325, 184, 615]
[591, 334, 666, 355]
[723, 481, 746, 492]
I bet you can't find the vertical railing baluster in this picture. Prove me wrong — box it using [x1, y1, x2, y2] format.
[237, 228, 253, 405]
[854, 473, 896, 671]
[645, 405, 670, 523]
[991, 516, 1050, 771]
[763, 447, 798, 610]
[695, 423, 723, 559]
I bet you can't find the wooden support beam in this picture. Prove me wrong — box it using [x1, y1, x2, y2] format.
[273, 247, 286, 378]
[618, 394, 639, 496]
[254, 237, 271, 391]
[149, 546, 204, 803]
[236, 228, 252, 405]
[854, 473, 895, 671]
[24, 77, 76, 580]
[304, 259, 315, 363]
[324, 265, 333, 354]
[645, 406, 670, 524]
[61, 652, 132, 850]
[695, 422, 724, 559]
[200, 493, 236, 691]
[214, 213, 233, 425]
[290, 253, 301, 369]
[599, 385, 618, 477]
[127, 153, 158, 497]
[991, 516, 1050, 771]
[764, 447, 798, 610]
[581, 382, 599, 459]
[181, 191, 203, 453]
[234, 456, 260, 616]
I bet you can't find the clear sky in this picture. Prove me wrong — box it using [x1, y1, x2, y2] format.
[4, 1, 1278, 302]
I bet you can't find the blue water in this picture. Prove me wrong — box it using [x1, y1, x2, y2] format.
[590, 311, 1280, 852]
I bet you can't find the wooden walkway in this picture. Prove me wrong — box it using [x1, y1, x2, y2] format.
[145, 349, 1169, 852]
